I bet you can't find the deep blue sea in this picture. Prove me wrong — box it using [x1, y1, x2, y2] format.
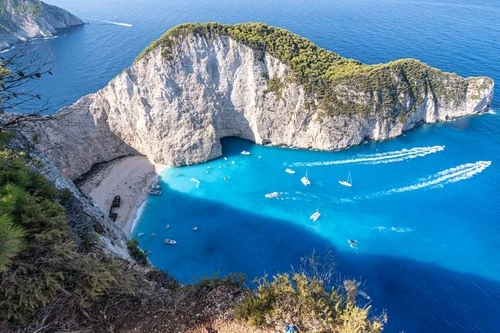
[15, 0, 500, 332]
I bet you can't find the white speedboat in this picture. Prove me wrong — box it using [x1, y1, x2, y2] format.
[285, 168, 296, 174]
[301, 169, 311, 186]
[241, 150, 251, 155]
[192, 227, 198, 231]
[339, 171, 352, 187]
[309, 210, 321, 222]
[138, 232, 144, 237]
[265, 191, 280, 198]
[164, 238, 177, 245]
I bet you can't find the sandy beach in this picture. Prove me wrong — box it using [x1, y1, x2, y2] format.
[79, 156, 163, 237]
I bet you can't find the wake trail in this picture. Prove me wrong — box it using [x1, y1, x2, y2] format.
[289, 145, 445, 167]
[85, 18, 133, 27]
[363, 161, 491, 199]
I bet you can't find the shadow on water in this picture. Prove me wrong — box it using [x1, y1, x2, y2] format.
[135, 186, 500, 333]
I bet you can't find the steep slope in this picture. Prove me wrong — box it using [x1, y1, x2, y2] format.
[0, 0, 83, 51]
[31, 23, 494, 180]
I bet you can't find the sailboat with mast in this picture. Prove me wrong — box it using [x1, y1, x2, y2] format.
[301, 168, 311, 186]
[339, 171, 352, 187]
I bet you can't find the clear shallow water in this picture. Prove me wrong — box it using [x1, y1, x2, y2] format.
[18, 0, 500, 332]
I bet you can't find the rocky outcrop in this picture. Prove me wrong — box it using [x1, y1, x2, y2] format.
[0, 0, 83, 51]
[30, 23, 494, 180]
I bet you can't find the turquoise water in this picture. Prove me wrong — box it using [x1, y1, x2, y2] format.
[15, 0, 500, 331]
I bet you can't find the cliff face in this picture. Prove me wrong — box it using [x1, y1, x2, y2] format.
[0, 0, 83, 51]
[31, 23, 494, 180]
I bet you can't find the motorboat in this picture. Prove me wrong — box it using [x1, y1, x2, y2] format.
[192, 227, 198, 231]
[265, 191, 280, 198]
[164, 238, 177, 245]
[138, 232, 144, 237]
[348, 239, 358, 249]
[285, 168, 296, 174]
[241, 150, 251, 155]
[309, 210, 321, 222]
[165, 224, 171, 229]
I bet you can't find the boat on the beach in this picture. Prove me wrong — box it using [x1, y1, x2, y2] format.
[241, 150, 251, 155]
[265, 191, 280, 198]
[111, 195, 121, 207]
[285, 168, 296, 174]
[309, 210, 321, 222]
[148, 189, 162, 195]
[301, 169, 311, 186]
[164, 238, 177, 245]
[339, 171, 352, 187]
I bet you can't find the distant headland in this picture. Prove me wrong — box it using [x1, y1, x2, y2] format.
[0, 0, 83, 51]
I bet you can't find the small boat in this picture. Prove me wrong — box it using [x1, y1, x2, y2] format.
[358, 290, 371, 301]
[165, 224, 171, 229]
[192, 227, 198, 231]
[138, 232, 144, 237]
[285, 168, 296, 174]
[348, 239, 358, 249]
[148, 189, 162, 195]
[301, 169, 311, 186]
[265, 191, 280, 198]
[224, 157, 228, 160]
[241, 150, 251, 155]
[164, 238, 177, 245]
[151, 182, 161, 190]
[339, 171, 352, 187]
[144, 250, 151, 255]
[223, 176, 230, 180]
[231, 160, 235, 165]
[258, 155, 262, 159]
[309, 210, 321, 222]
[111, 195, 121, 208]
[149, 233, 156, 237]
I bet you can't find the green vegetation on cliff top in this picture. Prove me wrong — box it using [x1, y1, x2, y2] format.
[136, 22, 491, 117]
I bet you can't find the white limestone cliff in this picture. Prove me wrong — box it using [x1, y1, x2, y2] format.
[0, 0, 83, 51]
[31, 32, 494, 181]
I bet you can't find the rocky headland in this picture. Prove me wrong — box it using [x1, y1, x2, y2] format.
[29, 23, 494, 182]
[0, 0, 83, 51]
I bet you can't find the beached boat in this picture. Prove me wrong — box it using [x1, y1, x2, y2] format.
[285, 168, 296, 174]
[265, 191, 280, 198]
[164, 238, 177, 245]
[309, 210, 321, 222]
[241, 150, 251, 155]
[339, 171, 352, 187]
[301, 169, 311, 186]
[148, 189, 162, 195]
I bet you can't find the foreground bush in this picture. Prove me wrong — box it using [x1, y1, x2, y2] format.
[236, 272, 385, 333]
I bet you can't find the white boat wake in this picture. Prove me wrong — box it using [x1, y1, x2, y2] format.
[364, 161, 491, 199]
[289, 145, 445, 167]
[85, 18, 133, 27]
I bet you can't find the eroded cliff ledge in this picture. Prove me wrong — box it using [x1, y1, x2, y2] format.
[0, 0, 83, 51]
[31, 23, 494, 180]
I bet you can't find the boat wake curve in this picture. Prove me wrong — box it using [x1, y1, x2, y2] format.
[289, 146, 445, 167]
[85, 18, 133, 27]
[363, 161, 491, 199]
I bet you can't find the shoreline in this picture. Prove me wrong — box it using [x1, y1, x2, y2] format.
[79, 155, 164, 237]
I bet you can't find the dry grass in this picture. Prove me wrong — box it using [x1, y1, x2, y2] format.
[188, 318, 274, 333]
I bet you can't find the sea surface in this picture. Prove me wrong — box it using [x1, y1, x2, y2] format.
[14, 0, 500, 332]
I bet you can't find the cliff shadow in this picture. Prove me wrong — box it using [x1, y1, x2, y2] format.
[133, 185, 500, 333]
